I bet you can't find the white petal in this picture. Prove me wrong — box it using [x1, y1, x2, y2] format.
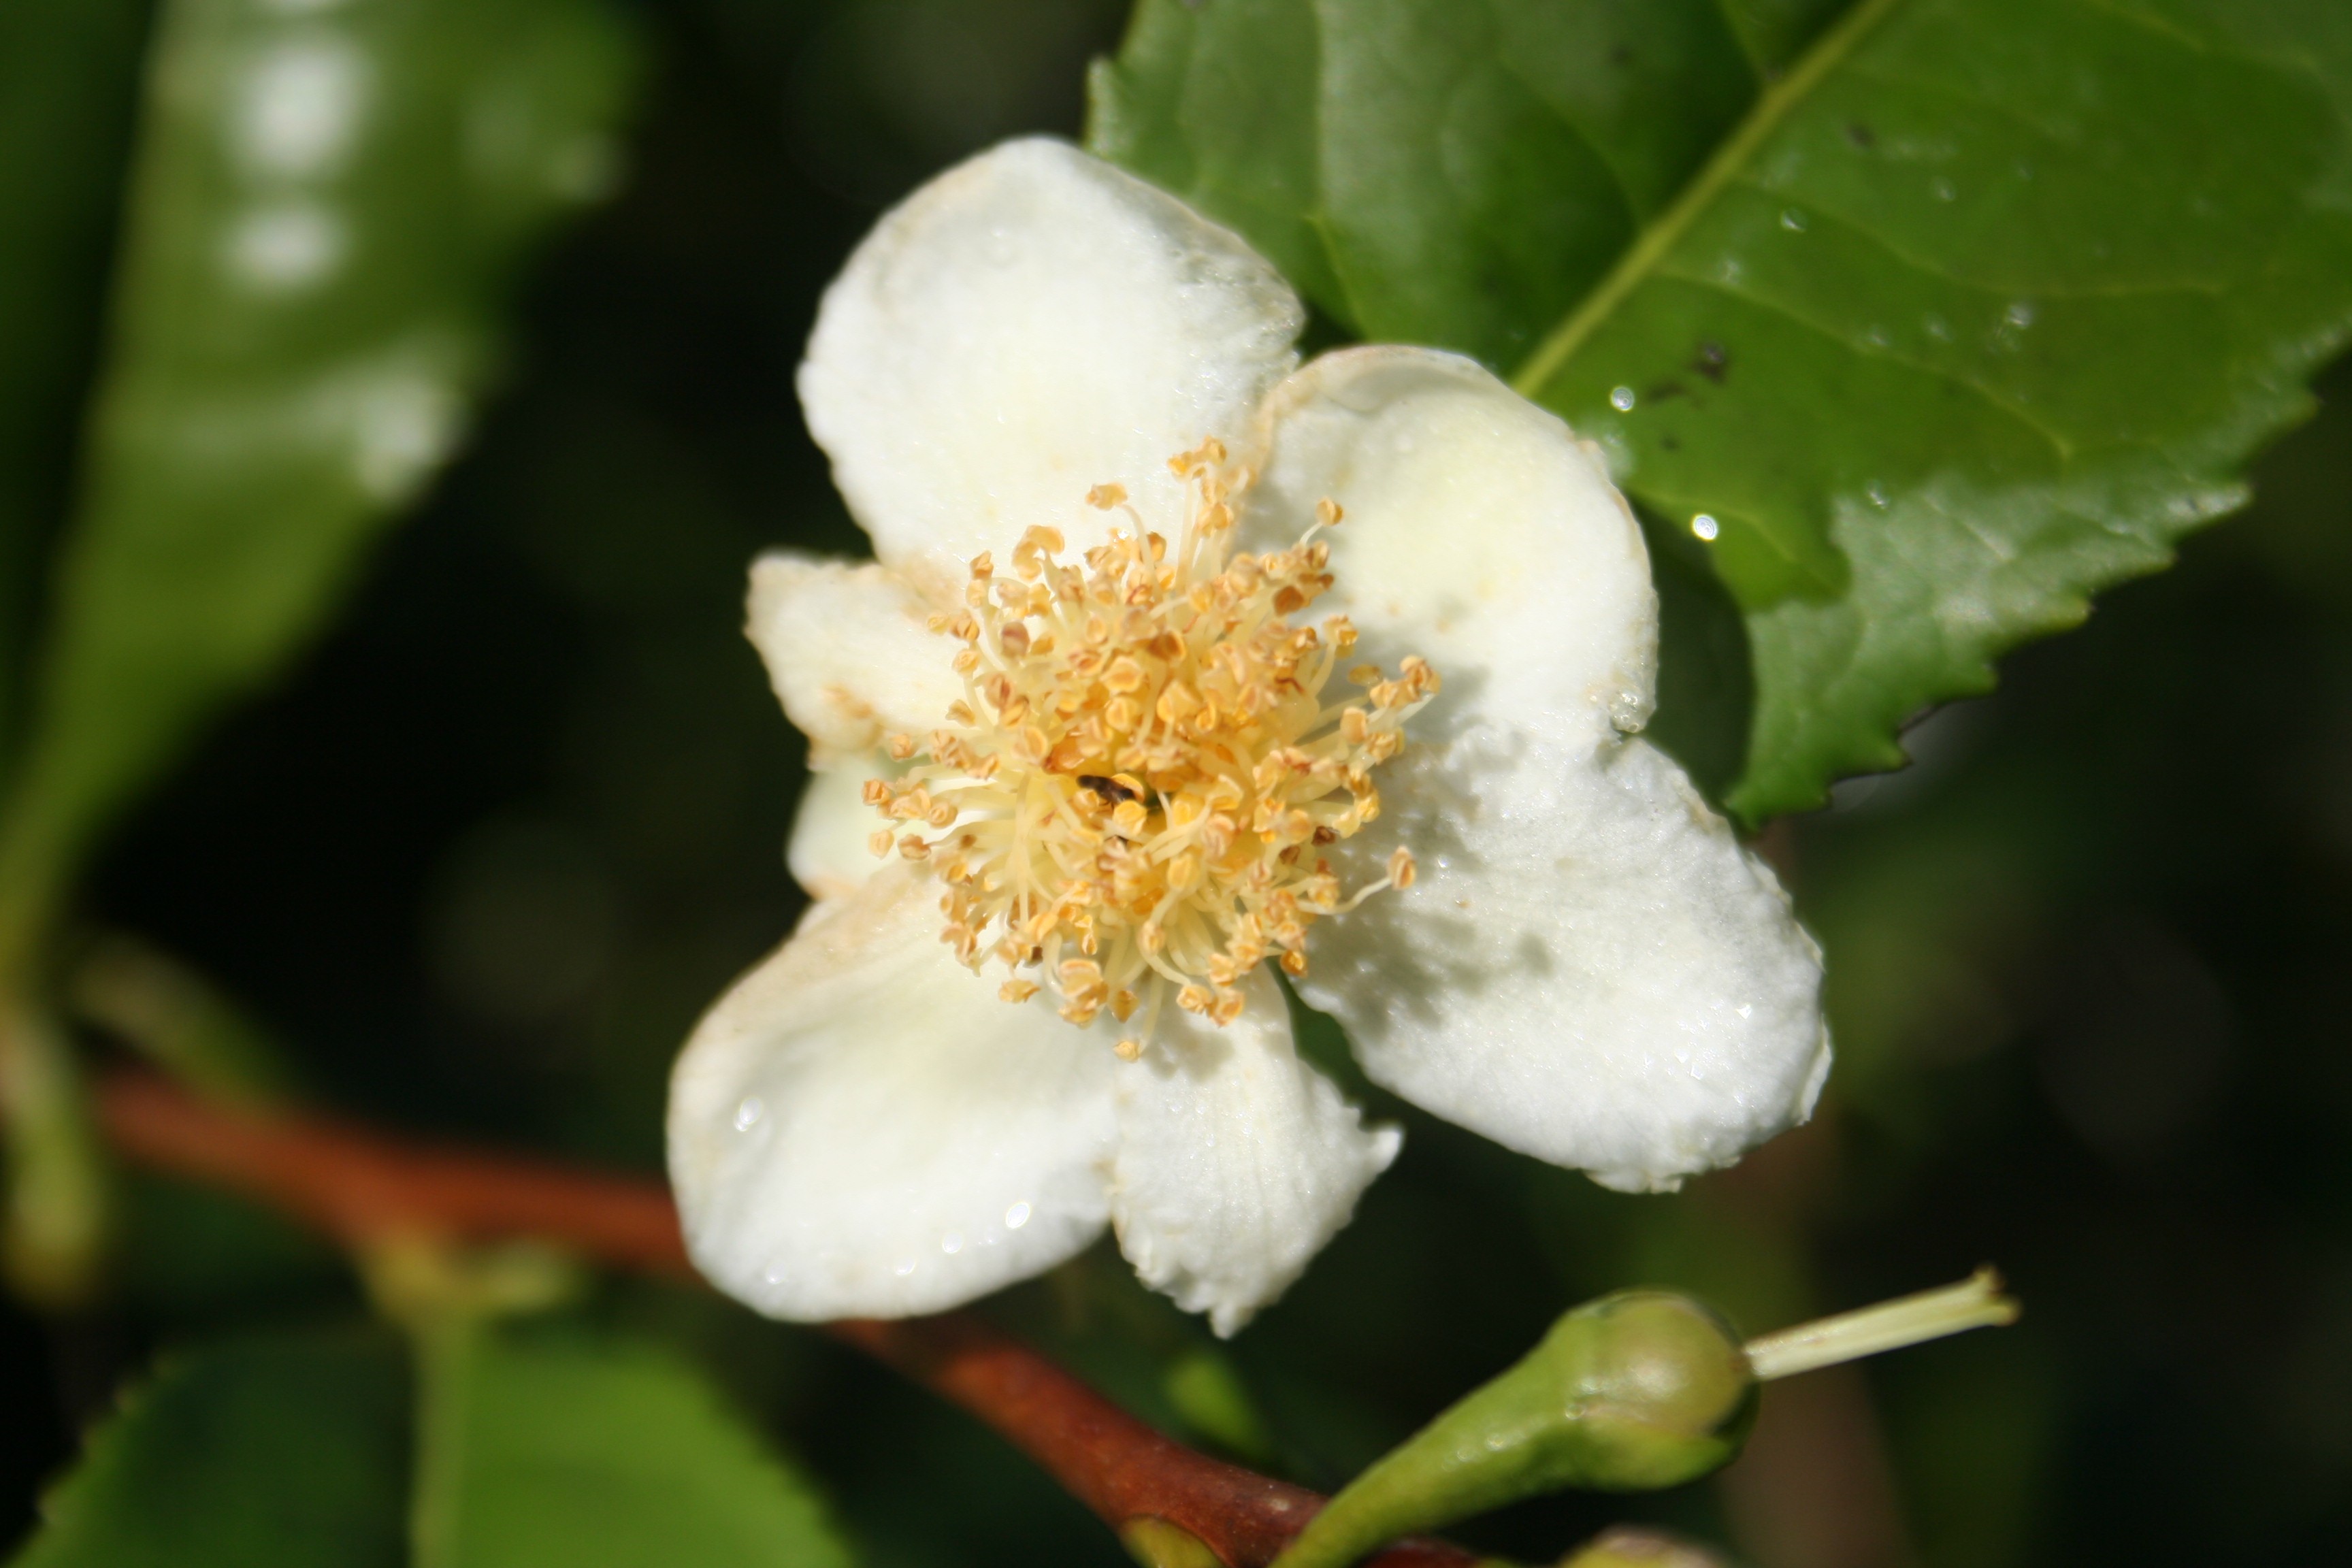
[668, 866, 1117, 1320]
[1248, 346, 1657, 749]
[785, 763, 886, 903]
[1109, 968, 1400, 1337]
[746, 553, 963, 764]
[1246, 346, 1818, 1188]
[799, 138, 1303, 589]
[1296, 729, 1829, 1193]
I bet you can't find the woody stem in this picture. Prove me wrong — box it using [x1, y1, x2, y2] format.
[90, 1068, 1476, 1568]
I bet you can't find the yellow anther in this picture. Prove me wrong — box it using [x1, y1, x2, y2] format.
[1155, 679, 1204, 727]
[867, 444, 1434, 1058]
[1315, 497, 1343, 527]
[868, 830, 894, 859]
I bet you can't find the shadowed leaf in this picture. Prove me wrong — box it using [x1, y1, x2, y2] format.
[10, 1330, 409, 1568]
[0, 0, 636, 956]
[411, 1326, 858, 1568]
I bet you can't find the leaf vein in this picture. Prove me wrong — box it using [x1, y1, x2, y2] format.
[2067, 0, 2220, 59]
[1722, 171, 2234, 301]
[1512, 0, 1906, 395]
[1648, 267, 2081, 460]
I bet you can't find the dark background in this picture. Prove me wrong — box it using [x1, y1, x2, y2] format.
[7, 2, 2352, 1565]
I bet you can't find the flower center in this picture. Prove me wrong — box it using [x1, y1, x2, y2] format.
[866, 440, 1437, 1058]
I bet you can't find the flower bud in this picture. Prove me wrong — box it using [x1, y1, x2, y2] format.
[1271, 1290, 1753, 1568]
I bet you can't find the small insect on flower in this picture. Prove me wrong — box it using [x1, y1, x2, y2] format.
[667, 139, 1828, 1337]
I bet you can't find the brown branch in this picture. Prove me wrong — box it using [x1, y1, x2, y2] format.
[96, 1071, 695, 1276]
[93, 1070, 1475, 1568]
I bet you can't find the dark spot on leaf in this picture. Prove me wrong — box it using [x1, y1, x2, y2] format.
[1661, 434, 1682, 452]
[1610, 43, 1633, 65]
[1646, 380, 1688, 403]
[1846, 122, 1877, 149]
[1693, 342, 1729, 383]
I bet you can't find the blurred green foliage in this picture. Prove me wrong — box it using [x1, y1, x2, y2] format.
[0, 0, 636, 967]
[0, 0, 150, 770]
[12, 1330, 410, 1568]
[410, 1322, 855, 1568]
[1, 1, 2351, 1566]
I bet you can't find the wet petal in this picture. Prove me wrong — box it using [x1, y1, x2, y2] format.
[747, 553, 962, 764]
[1109, 967, 1399, 1336]
[1248, 345, 1656, 750]
[668, 866, 1117, 1320]
[1297, 728, 1827, 1193]
[799, 138, 1301, 590]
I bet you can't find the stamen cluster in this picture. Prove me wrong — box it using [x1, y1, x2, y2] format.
[865, 441, 1437, 1057]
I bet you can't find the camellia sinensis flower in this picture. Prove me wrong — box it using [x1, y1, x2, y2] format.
[667, 140, 1829, 1335]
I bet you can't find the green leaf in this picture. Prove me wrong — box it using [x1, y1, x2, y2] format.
[411, 1324, 858, 1568]
[1088, 0, 1338, 318]
[0, 0, 636, 964]
[10, 1330, 410, 1568]
[0, 0, 152, 766]
[1090, 0, 2352, 819]
[1091, 0, 1844, 365]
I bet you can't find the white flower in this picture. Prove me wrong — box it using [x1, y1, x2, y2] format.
[667, 140, 1829, 1337]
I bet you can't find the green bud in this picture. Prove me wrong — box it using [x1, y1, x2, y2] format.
[1271, 1291, 1754, 1568]
[361, 1234, 587, 1330]
[1164, 1345, 1278, 1463]
[1557, 1524, 1727, 1568]
[1121, 1517, 1226, 1568]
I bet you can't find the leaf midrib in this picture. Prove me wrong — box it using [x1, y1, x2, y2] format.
[1508, 0, 1904, 396]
